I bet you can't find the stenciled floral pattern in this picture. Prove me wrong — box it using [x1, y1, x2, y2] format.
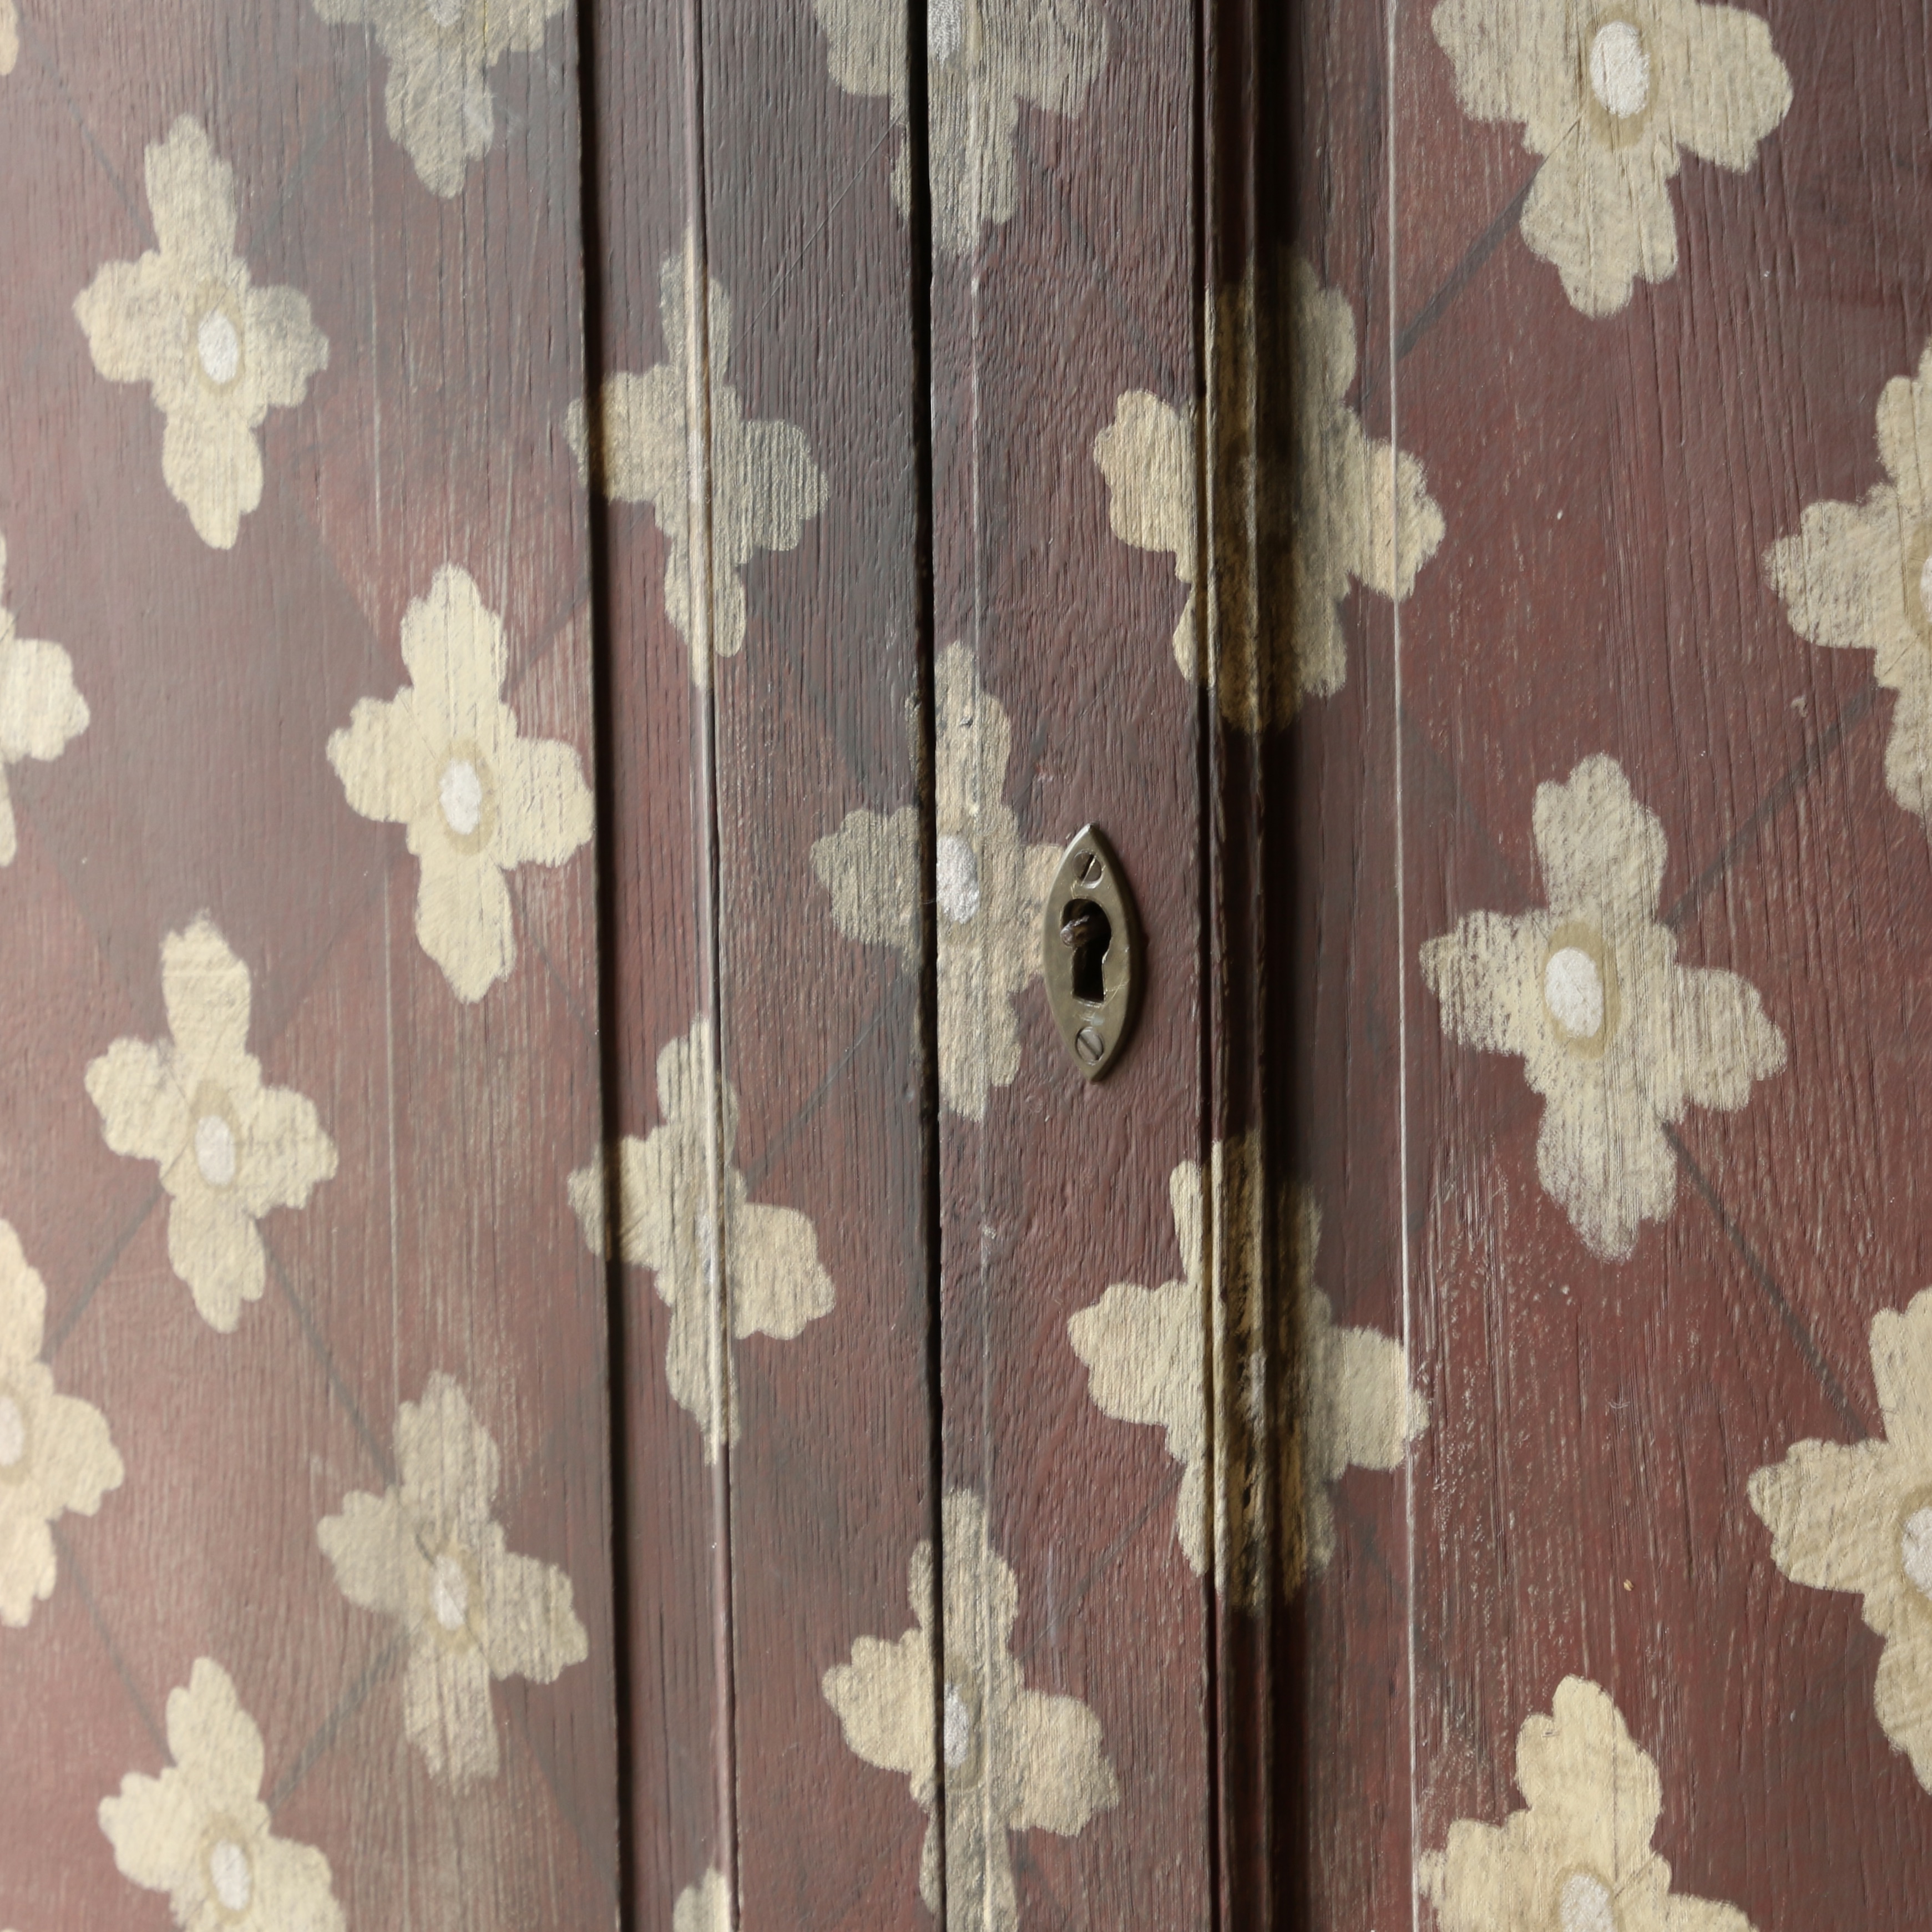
[86, 918, 337, 1332]
[99, 1658, 345, 1932]
[317, 1374, 589, 1786]
[0, 1217, 122, 1628]
[812, 0, 1106, 257]
[824, 1490, 1119, 1931]
[1420, 1677, 1755, 1932]
[568, 234, 825, 686]
[568, 1017, 834, 1460]
[1421, 754, 1786, 1259]
[813, 642, 1057, 1118]
[674, 1869, 731, 1932]
[312, 0, 568, 198]
[0, 535, 88, 867]
[73, 117, 328, 549]
[1431, 0, 1793, 316]
[1, 1, 17, 77]
[1750, 1289, 1932, 1789]
[327, 563, 594, 1003]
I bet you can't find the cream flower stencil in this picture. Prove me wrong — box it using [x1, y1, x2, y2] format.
[313, 0, 567, 198]
[0, 537, 88, 866]
[824, 1490, 1119, 1931]
[0, 1219, 123, 1628]
[0, 1, 17, 75]
[317, 1374, 589, 1785]
[568, 236, 825, 686]
[568, 1018, 834, 1460]
[813, 0, 1106, 257]
[1069, 1146, 1423, 1605]
[1420, 755, 1785, 1260]
[1432, 0, 1792, 316]
[1767, 341, 1932, 830]
[328, 564, 594, 1003]
[99, 1658, 344, 1932]
[813, 643, 1057, 1119]
[87, 919, 337, 1332]
[1419, 1677, 1754, 1932]
[74, 118, 328, 549]
[1750, 1289, 1932, 1790]
[674, 1870, 731, 1932]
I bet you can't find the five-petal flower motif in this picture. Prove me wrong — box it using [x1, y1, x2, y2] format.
[86, 918, 337, 1332]
[0, 535, 88, 867]
[1750, 1289, 1932, 1790]
[74, 117, 329, 549]
[0, 1217, 123, 1628]
[312, 0, 568, 198]
[317, 1374, 589, 1786]
[568, 234, 825, 686]
[1419, 1677, 1755, 1932]
[568, 1017, 834, 1460]
[1767, 340, 1932, 830]
[813, 642, 1057, 1119]
[1431, 0, 1792, 316]
[823, 1490, 1119, 1932]
[1420, 754, 1786, 1260]
[99, 1658, 345, 1932]
[328, 563, 594, 1003]
[812, 0, 1106, 257]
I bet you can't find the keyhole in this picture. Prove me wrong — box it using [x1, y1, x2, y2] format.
[1059, 899, 1111, 1005]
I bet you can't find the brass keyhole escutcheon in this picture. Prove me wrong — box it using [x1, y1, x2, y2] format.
[1042, 826, 1142, 1081]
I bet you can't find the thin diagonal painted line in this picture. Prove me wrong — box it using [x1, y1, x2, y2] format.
[51, 1523, 165, 1757]
[46, 1182, 163, 1359]
[17, 19, 150, 247]
[502, 1680, 621, 1903]
[264, 1231, 398, 1485]
[266, 1632, 409, 1811]
[1394, 169, 1536, 363]
[742, 123, 898, 341]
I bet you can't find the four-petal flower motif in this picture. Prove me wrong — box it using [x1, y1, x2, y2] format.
[1419, 1676, 1755, 1932]
[823, 1490, 1119, 1932]
[0, 535, 88, 867]
[1432, 0, 1792, 316]
[85, 918, 338, 1332]
[328, 563, 594, 1003]
[567, 234, 826, 686]
[0, 1217, 123, 1628]
[1420, 754, 1786, 1259]
[99, 1658, 345, 1932]
[1750, 1289, 1932, 1790]
[74, 117, 329, 549]
[312, 0, 568, 198]
[568, 1018, 834, 1460]
[813, 642, 1058, 1119]
[317, 1374, 590, 1786]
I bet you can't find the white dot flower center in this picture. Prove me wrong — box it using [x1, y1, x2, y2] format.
[197, 308, 241, 387]
[935, 834, 982, 925]
[943, 1680, 973, 1769]
[431, 1552, 471, 1632]
[439, 758, 485, 838]
[1559, 1871, 1618, 1932]
[1588, 21, 1650, 119]
[1902, 1505, 1932, 1600]
[0, 1394, 25, 1471]
[1544, 945, 1606, 1040]
[209, 1836, 253, 1915]
[194, 1114, 238, 1189]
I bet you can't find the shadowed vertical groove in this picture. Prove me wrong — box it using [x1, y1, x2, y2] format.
[903, 0, 947, 1917]
[570, 1, 636, 1916]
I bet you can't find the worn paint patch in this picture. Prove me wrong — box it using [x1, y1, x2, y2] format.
[811, 0, 1105, 257]
[99, 1658, 345, 1931]
[86, 918, 337, 1332]
[311, 0, 566, 198]
[673, 1869, 731, 1932]
[1432, 0, 1792, 316]
[1767, 340, 1932, 827]
[0, 1, 17, 75]
[823, 1490, 1119, 1931]
[0, 1218, 123, 1628]
[1420, 754, 1785, 1260]
[1750, 1288, 1932, 1789]
[1094, 391, 1200, 680]
[1068, 1147, 1422, 1606]
[812, 642, 1056, 1119]
[568, 1017, 834, 1461]
[328, 564, 593, 1003]
[1420, 1677, 1755, 1932]
[566, 234, 825, 686]
[0, 535, 88, 867]
[316, 1374, 588, 1786]
[73, 118, 328, 549]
